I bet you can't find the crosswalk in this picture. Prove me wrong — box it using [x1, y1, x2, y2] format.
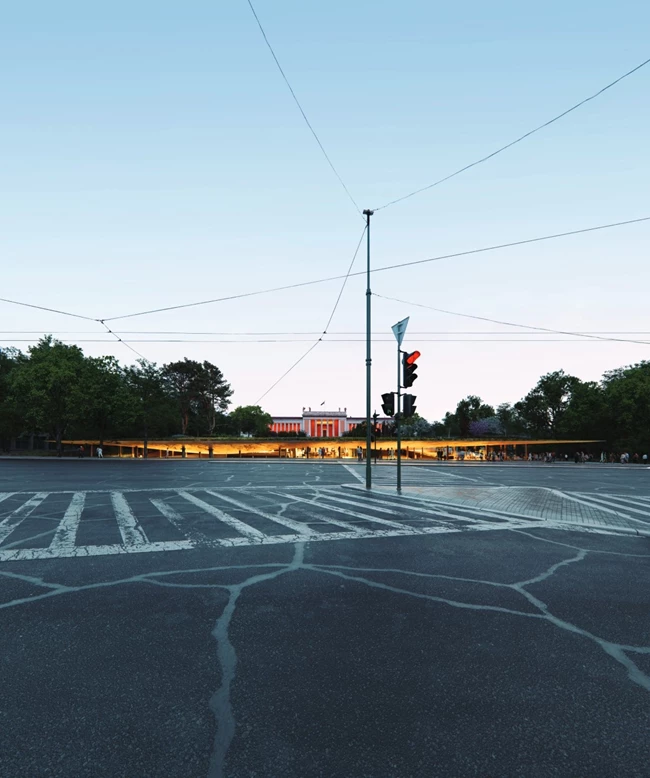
[566, 491, 650, 525]
[343, 463, 481, 487]
[0, 486, 538, 562]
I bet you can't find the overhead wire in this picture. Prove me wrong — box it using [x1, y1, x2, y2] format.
[100, 214, 650, 322]
[97, 320, 148, 360]
[6, 330, 650, 336]
[373, 293, 650, 346]
[0, 297, 96, 322]
[255, 225, 367, 403]
[0, 337, 645, 344]
[244, 0, 361, 217]
[375, 55, 650, 211]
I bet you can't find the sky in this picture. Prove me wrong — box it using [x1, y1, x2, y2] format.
[1, 0, 649, 420]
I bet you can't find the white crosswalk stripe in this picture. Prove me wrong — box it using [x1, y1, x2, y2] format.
[0, 492, 48, 545]
[569, 492, 650, 523]
[111, 491, 149, 546]
[0, 486, 548, 563]
[177, 491, 266, 540]
[49, 492, 86, 554]
[344, 463, 481, 487]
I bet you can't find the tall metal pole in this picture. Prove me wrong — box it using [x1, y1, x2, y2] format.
[397, 348, 402, 492]
[363, 209, 374, 489]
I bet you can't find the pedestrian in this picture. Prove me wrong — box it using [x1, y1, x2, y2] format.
[633, 453, 639, 464]
[166, 447, 170, 458]
[643, 453, 648, 465]
[357, 446, 362, 462]
[181, 444, 186, 459]
[97, 446, 103, 459]
[78, 445, 84, 459]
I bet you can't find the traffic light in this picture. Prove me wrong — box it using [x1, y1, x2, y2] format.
[402, 350, 420, 388]
[381, 392, 395, 417]
[403, 394, 417, 418]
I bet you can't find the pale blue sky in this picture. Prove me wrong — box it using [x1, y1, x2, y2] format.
[2, 0, 649, 418]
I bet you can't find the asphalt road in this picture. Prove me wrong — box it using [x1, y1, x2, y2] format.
[1, 461, 649, 777]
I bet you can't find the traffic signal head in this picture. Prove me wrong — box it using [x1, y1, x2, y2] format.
[402, 350, 420, 388]
[381, 392, 395, 417]
[402, 393, 417, 418]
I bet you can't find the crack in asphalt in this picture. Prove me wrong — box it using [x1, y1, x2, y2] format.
[0, 528, 649, 776]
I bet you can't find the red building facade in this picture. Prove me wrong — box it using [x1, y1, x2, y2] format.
[270, 408, 389, 437]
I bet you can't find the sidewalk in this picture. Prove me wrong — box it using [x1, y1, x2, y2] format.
[360, 484, 650, 534]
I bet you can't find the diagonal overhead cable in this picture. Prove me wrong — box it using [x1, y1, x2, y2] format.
[0, 297, 96, 321]
[244, 0, 361, 216]
[0, 297, 147, 359]
[373, 293, 650, 346]
[255, 225, 367, 403]
[375, 55, 650, 211]
[97, 320, 147, 361]
[100, 214, 650, 322]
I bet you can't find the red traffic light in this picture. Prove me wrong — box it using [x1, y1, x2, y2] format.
[405, 350, 421, 365]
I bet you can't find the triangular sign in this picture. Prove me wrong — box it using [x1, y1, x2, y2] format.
[391, 316, 409, 347]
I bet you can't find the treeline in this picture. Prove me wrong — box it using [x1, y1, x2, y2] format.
[394, 366, 650, 453]
[0, 337, 274, 452]
[2, 338, 649, 453]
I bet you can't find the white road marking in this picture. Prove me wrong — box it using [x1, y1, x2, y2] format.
[317, 491, 400, 515]
[594, 493, 650, 510]
[150, 498, 214, 545]
[0, 493, 48, 544]
[572, 492, 650, 519]
[178, 491, 266, 540]
[330, 489, 496, 524]
[204, 490, 316, 537]
[0, 493, 15, 505]
[110, 492, 149, 547]
[342, 464, 365, 483]
[0, 520, 550, 562]
[271, 491, 412, 530]
[49, 492, 86, 553]
[554, 490, 650, 526]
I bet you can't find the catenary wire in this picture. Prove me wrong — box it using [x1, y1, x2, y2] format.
[0, 297, 96, 321]
[5, 330, 650, 336]
[98, 320, 147, 360]
[244, 0, 361, 216]
[375, 55, 650, 210]
[0, 337, 646, 344]
[373, 293, 650, 346]
[255, 225, 367, 403]
[100, 215, 650, 322]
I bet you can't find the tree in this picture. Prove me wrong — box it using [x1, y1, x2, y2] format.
[469, 417, 503, 437]
[0, 347, 24, 449]
[9, 337, 87, 454]
[124, 361, 178, 456]
[162, 358, 232, 435]
[227, 405, 273, 437]
[80, 356, 130, 447]
[515, 370, 581, 437]
[198, 361, 233, 435]
[558, 381, 605, 441]
[455, 395, 495, 436]
[600, 362, 650, 451]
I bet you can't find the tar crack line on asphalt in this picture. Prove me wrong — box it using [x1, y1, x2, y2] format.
[207, 543, 305, 778]
[1, 531, 650, 776]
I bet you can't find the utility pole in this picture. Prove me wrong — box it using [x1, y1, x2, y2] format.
[390, 317, 409, 493]
[372, 411, 379, 465]
[363, 209, 374, 489]
[396, 348, 402, 492]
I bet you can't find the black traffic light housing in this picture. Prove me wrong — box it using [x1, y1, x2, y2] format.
[402, 350, 420, 388]
[402, 394, 417, 418]
[381, 392, 395, 417]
